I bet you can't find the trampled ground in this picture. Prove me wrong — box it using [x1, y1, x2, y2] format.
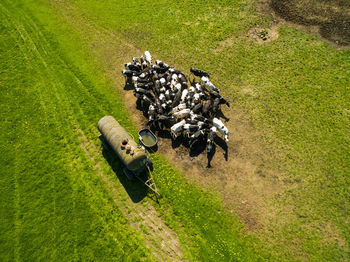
[1, 0, 349, 261]
[269, 0, 350, 48]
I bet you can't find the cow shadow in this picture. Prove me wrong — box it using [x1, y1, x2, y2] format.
[214, 136, 228, 161]
[188, 138, 207, 157]
[171, 135, 184, 149]
[156, 129, 172, 139]
[216, 109, 230, 122]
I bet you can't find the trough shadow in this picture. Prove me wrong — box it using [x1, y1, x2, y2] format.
[102, 146, 149, 203]
[144, 144, 158, 154]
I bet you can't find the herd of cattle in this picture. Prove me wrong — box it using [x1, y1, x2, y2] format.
[122, 51, 230, 153]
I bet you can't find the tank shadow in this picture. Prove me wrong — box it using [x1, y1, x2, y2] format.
[102, 146, 149, 203]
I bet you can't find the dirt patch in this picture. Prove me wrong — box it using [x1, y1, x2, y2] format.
[247, 25, 279, 44]
[123, 85, 284, 231]
[260, 0, 350, 48]
[214, 25, 279, 51]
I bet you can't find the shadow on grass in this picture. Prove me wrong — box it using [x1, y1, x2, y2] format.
[102, 146, 149, 203]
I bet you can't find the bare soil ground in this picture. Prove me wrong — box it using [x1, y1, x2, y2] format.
[260, 0, 350, 49]
[124, 88, 284, 232]
[247, 25, 280, 44]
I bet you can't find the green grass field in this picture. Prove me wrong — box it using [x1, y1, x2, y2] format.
[1, 0, 349, 261]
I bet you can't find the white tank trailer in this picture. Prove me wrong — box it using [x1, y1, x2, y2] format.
[98, 116, 152, 180]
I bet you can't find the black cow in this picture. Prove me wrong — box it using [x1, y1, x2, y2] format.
[190, 67, 210, 78]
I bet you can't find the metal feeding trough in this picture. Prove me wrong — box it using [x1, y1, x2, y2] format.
[138, 129, 158, 149]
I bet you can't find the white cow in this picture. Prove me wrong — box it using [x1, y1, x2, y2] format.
[170, 120, 186, 139]
[201, 76, 219, 92]
[193, 93, 200, 103]
[160, 78, 166, 86]
[181, 89, 188, 102]
[195, 82, 202, 92]
[173, 108, 190, 119]
[174, 83, 182, 92]
[144, 51, 152, 64]
[171, 103, 186, 114]
[213, 117, 229, 141]
[159, 93, 166, 103]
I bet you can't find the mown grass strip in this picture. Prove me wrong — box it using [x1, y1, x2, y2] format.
[0, 2, 153, 261]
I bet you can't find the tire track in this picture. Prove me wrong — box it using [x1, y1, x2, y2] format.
[0, 5, 35, 261]
[75, 128, 183, 261]
[46, 1, 185, 261]
[44, 2, 184, 259]
[2, 1, 184, 260]
[1, 3, 128, 259]
[0, 5, 67, 259]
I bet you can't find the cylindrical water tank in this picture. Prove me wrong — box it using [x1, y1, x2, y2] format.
[98, 116, 148, 171]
